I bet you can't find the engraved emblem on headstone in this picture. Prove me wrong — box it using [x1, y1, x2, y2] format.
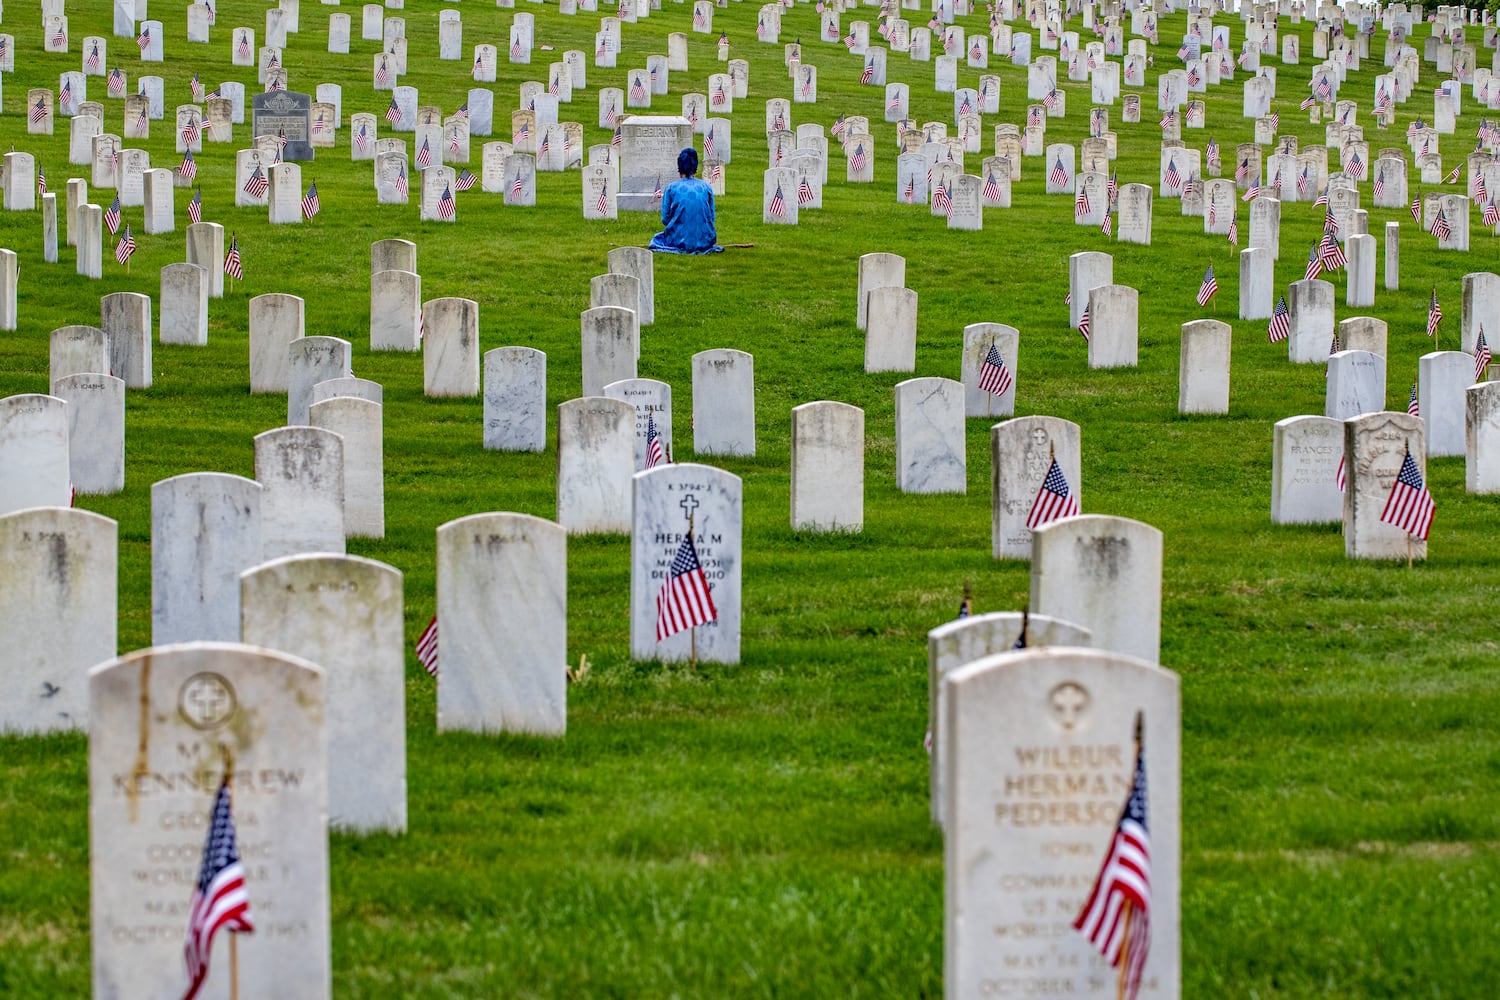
[179, 672, 237, 729]
[1048, 680, 1089, 731]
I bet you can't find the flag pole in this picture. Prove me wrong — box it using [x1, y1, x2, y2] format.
[688, 509, 697, 672]
[221, 745, 241, 1000]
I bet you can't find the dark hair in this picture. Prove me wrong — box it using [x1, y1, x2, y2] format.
[677, 147, 699, 177]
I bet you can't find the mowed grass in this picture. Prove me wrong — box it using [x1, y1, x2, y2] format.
[2, 3, 1500, 997]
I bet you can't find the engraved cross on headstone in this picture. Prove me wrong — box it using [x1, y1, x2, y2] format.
[679, 492, 699, 522]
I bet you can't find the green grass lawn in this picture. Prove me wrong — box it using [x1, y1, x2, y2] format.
[2, 2, 1499, 997]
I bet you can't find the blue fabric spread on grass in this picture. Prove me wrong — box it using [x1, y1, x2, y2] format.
[647, 177, 723, 254]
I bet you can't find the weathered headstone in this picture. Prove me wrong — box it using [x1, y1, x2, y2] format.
[580, 305, 638, 396]
[1271, 416, 1344, 524]
[101, 292, 152, 389]
[249, 293, 305, 393]
[556, 396, 634, 534]
[991, 416, 1081, 561]
[691, 349, 755, 457]
[423, 297, 480, 397]
[1344, 411, 1426, 560]
[88, 643, 330, 999]
[0, 394, 72, 514]
[1087, 284, 1138, 369]
[1418, 351, 1472, 457]
[50, 325, 110, 393]
[894, 377, 966, 493]
[0, 507, 116, 734]
[482, 346, 546, 452]
[1325, 350, 1387, 420]
[435, 512, 567, 735]
[1178, 320, 1231, 414]
[1466, 382, 1500, 493]
[629, 464, 742, 663]
[856, 252, 905, 330]
[865, 287, 918, 372]
[54, 374, 125, 495]
[241, 553, 405, 832]
[790, 401, 863, 532]
[1030, 515, 1163, 663]
[1287, 279, 1335, 363]
[253, 426, 345, 559]
[943, 647, 1180, 999]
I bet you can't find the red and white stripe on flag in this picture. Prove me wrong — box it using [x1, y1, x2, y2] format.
[655, 536, 717, 641]
[415, 616, 439, 676]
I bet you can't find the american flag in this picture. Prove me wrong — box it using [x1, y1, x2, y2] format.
[60, 80, 73, 114]
[1043, 89, 1060, 110]
[137, 26, 151, 50]
[1476, 328, 1491, 380]
[1206, 138, 1219, 168]
[1336, 455, 1347, 493]
[87, 42, 101, 70]
[550, 74, 560, 97]
[1208, 200, 1216, 227]
[905, 174, 916, 204]
[712, 83, 726, 108]
[188, 187, 202, 225]
[1486, 200, 1500, 227]
[595, 180, 609, 215]
[1373, 171, 1385, 199]
[1411, 193, 1422, 222]
[644, 412, 666, 469]
[394, 163, 408, 198]
[1072, 733, 1151, 1000]
[1304, 243, 1324, 281]
[1227, 215, 1239, 246]
[1028, 105, 1043, 128]
[1196, 264, 1218, 306]
[515, 120, 530, 143]
[301, 183, 320, 219]
[115, 224, 136, 265]
[1026, 455, 1080, 529]
[181, 117, 201, 146]
[850, 143, 867, 172]
[1378, 446, 1435, 540]
[1324, 207, 1339, 234]
[455, 168, 477, 192]
[773, 109, 786, 131]
[1428, 289, 1443, 336]
[1346, 151, 1364, 179]
[385, 96, 401, 125]
[1164, 158, 1181, 192]
[1446, 164, 1462, 184]
[630, 76, 647, 101]
[276, 128, 288, 149]
[438, 184, 455, 219]
[29, 97, 49, 124]
[1074, 187, 1090, 218]
[826, 20, 839, 40]
[415, 617, 438, 676]
[703, 128, 715, 159]
[982, 172, 999, 202]
[1407, 382, 1421, 417]
[655, 532, 716, 641]
[354, 123, 370, 152]
[1235, 157, 1250, 182]
[860, 61, 874, 85]
[1473, 173, 1486, 204]
[224, 235, 243, 279]
[109, 68, 126, 97]
[190, 72, 204, 101]
[312, 114, 325, 135]
[1431, 209, 1453, 242]
[831, 114, 846, 139]
[179, 149, 197, 181]
[652, 175, 664, 206]
[181, 777, 254, 1000]
[473, 51, 484, 76]
[1319, 233, 1346, 270]
[1049, 156, 1069, 188]
[1101, 214, 1112, 237]
[798, 175, 814, 205]
[768, 183, 788, 219]
[612, 125, 622, 147]
[52, 22, 67, 48]
[1242, 177, 1261, 201]
[1314, 188, 1329, 207]
[243, 166, 267, 198]
[237, 32, 252, 59]
[104, 195, 122, 234]
[136, 104, 149, 134]
[978, 343, 1013, 396]
[416, 137, 432, 168]
[1268, 295, 1290, 342]
[1186, 66, 1200, 87]
[708, 161, 722, 183]
[843, 30, 856, 49]
[933, 181, 951, 215]
[1267, 111, 1280, 132]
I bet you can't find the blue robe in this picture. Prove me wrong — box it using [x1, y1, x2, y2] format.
[647, 177, 723, 254]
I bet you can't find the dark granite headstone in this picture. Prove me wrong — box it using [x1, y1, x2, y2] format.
[252, 90, 314, 161]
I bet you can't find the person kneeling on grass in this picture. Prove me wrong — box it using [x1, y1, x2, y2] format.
[647, 148, 723, 255]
